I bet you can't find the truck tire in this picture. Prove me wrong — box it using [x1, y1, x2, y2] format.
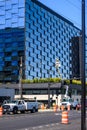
[13, 107, 18, 114]
[21, 110, 25, 114]
[36, 109, 38, 112]
[31, 107, 36, 113]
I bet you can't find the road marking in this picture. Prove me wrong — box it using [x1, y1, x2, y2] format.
[55, 113, 61, 115]
[17, 123, 60, 130]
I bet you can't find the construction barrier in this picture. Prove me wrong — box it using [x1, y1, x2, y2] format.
[0, 107, 3, 117]
[61, 111, 69, 124]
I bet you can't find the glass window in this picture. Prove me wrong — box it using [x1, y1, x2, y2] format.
[19, 8, 24, 17]
[12, 16, 18, 23]
[0, 1, 5, 7]
[18, 18, 24, 27]
[0, 16, 5, 24]
[12, 42, 18, 47]
[6, 1, 11, 9]
[12, 6, 18, 14]
[32, 90, 40, 94]
[0, 61, 4, 66]
[12, 52, 17, 56]
[0, 9, 5, 15]
[12, 70, 18, 74]
[6, 19, 11, 27]
[19, 0, 25, 8]
[6, 11, 11, 19]
[12, 61, 18, 65]
[12, 0, 18, 4]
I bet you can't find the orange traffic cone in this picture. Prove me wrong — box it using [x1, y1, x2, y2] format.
[53, 105, 57, 112]
[0, 107, 3, 117]
[61, 105, 64, 111]
[61, 111, 69, 124]
[41, 104, 44, 110]
[67, 105, 70, 111]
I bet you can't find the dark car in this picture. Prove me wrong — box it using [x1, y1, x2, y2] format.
[76, 99, 87, 110]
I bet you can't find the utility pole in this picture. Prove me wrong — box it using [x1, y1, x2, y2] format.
[81, 0, 86, 130]
[19, 57, 23, 99]
[48, 67, 51, 109]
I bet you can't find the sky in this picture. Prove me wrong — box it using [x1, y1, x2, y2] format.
[38, 0, 87, 34]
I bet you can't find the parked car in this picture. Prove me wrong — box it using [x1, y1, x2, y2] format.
[76, 103, 81, 110]
[72, 99, 79, 110]
[76, 99, 87, 110]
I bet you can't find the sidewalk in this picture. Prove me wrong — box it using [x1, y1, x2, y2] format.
[38, 108, 54, 112]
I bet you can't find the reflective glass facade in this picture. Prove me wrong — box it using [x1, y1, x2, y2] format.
[0, 0, 25, 29]
[25, 0, 80, 80]
[0, 28, 25, 82]
[0, 0, 80, 82]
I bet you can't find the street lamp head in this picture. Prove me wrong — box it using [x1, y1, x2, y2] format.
[55, 58, 61, 68]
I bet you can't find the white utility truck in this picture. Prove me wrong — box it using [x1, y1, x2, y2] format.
[60, 85, 79, 109]
[2, 99, 38, 114]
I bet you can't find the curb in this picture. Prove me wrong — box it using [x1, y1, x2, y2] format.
[38, 109, 54, 112]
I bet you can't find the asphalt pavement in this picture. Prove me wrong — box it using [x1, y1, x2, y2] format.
[38, 109, 81, 130]
[17, 118, 82, 130]
[18, 109, 86, 130]
[1, 108, 86, 130]
[40, 118, 81, 130]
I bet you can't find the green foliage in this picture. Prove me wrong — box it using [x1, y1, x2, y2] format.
[21, 78, 84, 85]
[65, 79, 70, 85]
[22, 77, 61, 84]
[32, 78, 39, 83]
[72, 80, 81, 85]
[22, 79, 31, 83]
[39, 78, 48, 83]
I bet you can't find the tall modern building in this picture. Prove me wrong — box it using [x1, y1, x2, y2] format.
[0, 0, 81, 83]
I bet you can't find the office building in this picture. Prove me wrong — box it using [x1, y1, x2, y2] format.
[0, 0, 80, 83]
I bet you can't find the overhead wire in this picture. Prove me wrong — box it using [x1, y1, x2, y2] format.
[63, 0, 87, 32]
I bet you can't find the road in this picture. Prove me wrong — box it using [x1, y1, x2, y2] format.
[0, 110, 81, 130]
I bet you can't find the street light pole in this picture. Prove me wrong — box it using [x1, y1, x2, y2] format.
[48, 67, 51, 109]
[19, 57, 23, 99]
[55, 58, 61, 78]
[81, 0, 86, 130]
[55, 58, 62, 106]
